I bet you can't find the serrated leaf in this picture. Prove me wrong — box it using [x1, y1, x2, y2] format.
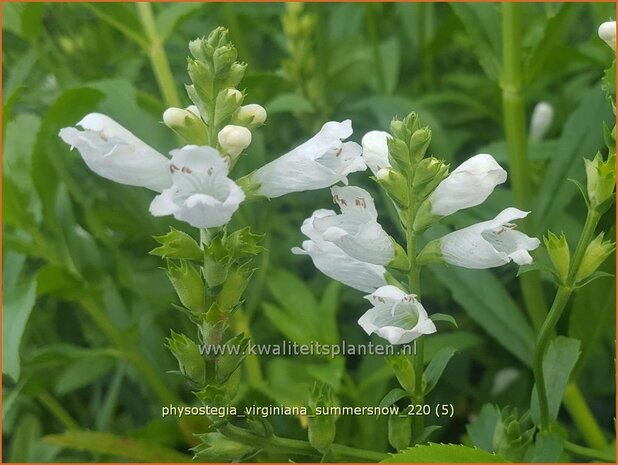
[44, 431, 191, 462]
[382, 443, 508, 462]
[150, 228, 202, 261]
[530, 337, 580, 425]
[379, 388, 409, 408]
[424, 347, 456, 394]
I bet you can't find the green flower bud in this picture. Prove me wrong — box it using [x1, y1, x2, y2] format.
[585, 152, 616, 211]
[409, 128, 432, 161]
[207, 27, 230, 50]
[388, 414, 411, 451]
[388, 238, 410, 271]
[187, 59, 215, 101]
[193, 432, 256, 461]
[215, 88, 244, 127]
[386, 353, 416, 394]
[417, 238, 444, 265]
[189, 37, 213, 62]
[222, 62, 247, 89]
[413, 156, 449, 197]
[166, 331, 205, 385]
[217, 264, 254, 310]
[376, 168, 409, 207]
[492, 407, 534, 462]
[166, 260, 205, 315]
[543, 231, 570, 283]
[413, 200, 440, 231]
[387, 138, 411, 170]
[213, 44, 238, 78]
[163, 106, 209, 145]
[216, 334, 249, 384]
[308, 382, 337, 452]
[575, 232, 615, 282]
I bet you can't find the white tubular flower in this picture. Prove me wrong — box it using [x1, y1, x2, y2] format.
[252, 120, 366, 198]
[149, 146, 245, 228]
[361, 130, 391, 175]
[598, 21, 616, 51]
[440, 208, 541, 269]
[415, 154, 506, 230]
[312, 186, 394, 265]
[238, 104, 267, 125]
[292, 210, 387, 292]
[529, 101, 554, 142]
[358, 285, 436, 345]
[218, 125, 252, 158]
[59, 113, 171, 192]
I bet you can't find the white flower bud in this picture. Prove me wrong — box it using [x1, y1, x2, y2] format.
[598, 21, 616, 51]
[163, 107, 192, 129]
[186, 105, 201, 117]
[218, 124, 252, 158]
[238, 104, 267, 125]
[529, 101, 554, 142]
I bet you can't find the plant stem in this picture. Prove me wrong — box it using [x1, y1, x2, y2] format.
[532, 208, 603, 435]
[37, 391, 80, 430]
[136, 3, 182, 109]
[564, 441, 615, 462]
[219, 423, 386, 462]
[563, 383, 608, 450]
[501, 2, 548, 332]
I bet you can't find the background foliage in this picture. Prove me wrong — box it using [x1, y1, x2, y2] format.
[2, 2, 615, 462]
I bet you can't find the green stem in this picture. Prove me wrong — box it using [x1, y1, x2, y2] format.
[136, 3, 182, 109]
[532, 208, 603, 436]
[233, 310, 264, 387]
[219, 423, 385, 462]
[563, 383, 608, 450]
[37, 391, 80, 430]
[564, 441, 614, 462]
[501, 2, 548, 332]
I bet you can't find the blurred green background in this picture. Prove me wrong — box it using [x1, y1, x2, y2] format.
[2, 2, 615, 462]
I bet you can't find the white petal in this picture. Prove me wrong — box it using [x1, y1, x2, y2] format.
[430, 154, 507, 216]
[330, 185, 378, 219]
[529, 102, 554, 142]
[598, 21, 616, 50]
[361, 130, 391, 175]
[149, 189, 179, 216]
[169, 145, 229, 176]
[59, 113, 172, 192]
[253, 120, 365, 198]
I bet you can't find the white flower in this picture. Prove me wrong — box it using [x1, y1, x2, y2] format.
[252, 120, 365, 198]
[440, 208, 541, 269]
[428, 154, 507, 217]
[598, 21, 616, 51]
[292, 210, 387, 292]
[149, 146, 245, 228]
[218, 125, 252, 159]
[312, 186, 394, 265]
[361, 130, 391, 175]
[59, 113, 171, 192]
[529, 101, 554, 142]
[238, 104, 267, 125]
[358, 285, 436, 345]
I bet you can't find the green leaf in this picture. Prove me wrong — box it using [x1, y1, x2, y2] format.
[55, 355, 116, 395]
[155, 3, 203, 41]
[531, 431, 564, 462]
[382, 443, 508, 462]
[83, 3, 148, 48]
[166, 260, 205, 315]
[424, 347, 456, 394]
[466, 404, 500, 452]
[530, 336, 581, 425]
[572, 271, 614, 288]
[429, 263, 535, 365]
[380, 37, 401, 94]
[265, 93, 314, 114]
[602, 60, 616, 98]
[2, 279, 37, 381]
[523, 4, 575, 82]
[151, 228, 202, 261]
[379, 388, 410, 408]
[533, 86, 613, 230]
[430, 313, 458, 328]
[44, 431, 192, 462]
[450, 4, 501, 81]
